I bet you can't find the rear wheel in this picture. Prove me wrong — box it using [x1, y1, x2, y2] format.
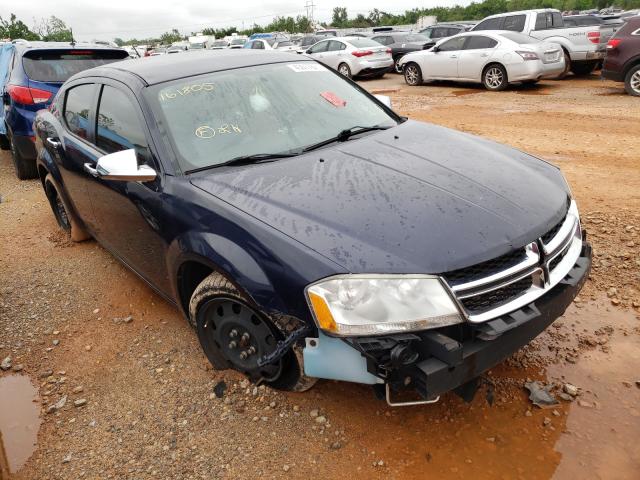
[0, 134, 9, 150]
[10, 135, 38, 180]
[571, 61, 597, 76]
[44, 173, 90, 241]
[337, 63, 351, 78]
[624, 65, 640, 97]
[482, 64, 508, 91]
[404, 62, 422, 86]
[556, 50, 571, 79]
[394, 58, 404, 74]
[189, 273, 316, 392]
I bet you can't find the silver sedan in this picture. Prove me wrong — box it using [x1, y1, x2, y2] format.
[304, 37, 393, 79]
[399, 31, 565, 90]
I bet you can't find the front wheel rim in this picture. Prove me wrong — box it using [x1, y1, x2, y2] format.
[339, 65, 349, 76]
[395, 61, 403, 73]
[486, 68, 504, 88]
[406, 66, 418, 84]
[631, 71, 640, 94]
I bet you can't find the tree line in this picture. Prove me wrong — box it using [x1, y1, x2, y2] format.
[3, 0, 639, 46]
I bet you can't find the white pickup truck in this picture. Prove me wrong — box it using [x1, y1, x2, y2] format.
[472, 8, 616, 76]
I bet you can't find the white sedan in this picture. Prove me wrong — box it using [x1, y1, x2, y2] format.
[304, 37, 393, 79]
[399, 31, 565, 90]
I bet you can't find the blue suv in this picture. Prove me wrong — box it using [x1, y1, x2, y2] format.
[0, 41, 128, 179]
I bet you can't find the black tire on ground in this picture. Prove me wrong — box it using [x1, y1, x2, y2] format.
[571, 61, 598, 76]
[10, 135, 38, 180]
[189, 272, 317, 392]
[403, 62, 422, 86]
[624, 64, 640, 97]
[521, 80, 539, 85]
[556, 50, 571, 79]
[0, 134, 9, 150]
[394, 59, 403, 74]
[43, 173, 91, 241]
[482, 64, 508, 91]
[337, 62, 351, 78]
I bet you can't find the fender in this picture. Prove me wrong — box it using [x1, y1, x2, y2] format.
[541, 36, 576, 56]
[623, 54, 640, 76]
[167, 231, 290, 319]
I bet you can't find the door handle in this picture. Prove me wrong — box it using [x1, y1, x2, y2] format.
[450, 55, 458, 58]
[46, 137, 61, 149]
[84, 162, 99, 177]
[481, 53, 489, 57]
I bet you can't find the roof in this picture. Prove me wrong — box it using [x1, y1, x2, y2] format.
[95, 50, 313, 85]
[13, 41, 124, 52]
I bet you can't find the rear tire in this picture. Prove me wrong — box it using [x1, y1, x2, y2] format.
[556, 50, 571, 79]
[10, 135, 38, 180]
[0, 134, 9, 150]
[189, 272, 317, 392]
[337, 62, 351, 78]
[394, 58, 404, 74]
[44, 173, 90, 242]
[571, 61, 597, 76]
[482, 64, 508, 91]
[624, 64, 640, 97]
[404, 62, 422, 86]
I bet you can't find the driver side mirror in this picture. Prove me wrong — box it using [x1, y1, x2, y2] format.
[96, 149, 156, 182]
[432, 46, 440, 53]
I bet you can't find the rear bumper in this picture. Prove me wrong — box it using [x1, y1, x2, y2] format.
[351, 240, 592, 401]
[508, 59, 565, 82]
[601, 68, 624, 82]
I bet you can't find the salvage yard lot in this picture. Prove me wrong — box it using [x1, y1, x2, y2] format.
[1, 73, 639, 479]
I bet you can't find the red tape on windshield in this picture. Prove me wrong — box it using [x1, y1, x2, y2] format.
[320, 91, 346, 108]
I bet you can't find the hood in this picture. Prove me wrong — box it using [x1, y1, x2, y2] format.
[191, 121, 569, 274]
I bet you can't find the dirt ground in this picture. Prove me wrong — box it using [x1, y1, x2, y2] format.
[1, 72, 639, 480]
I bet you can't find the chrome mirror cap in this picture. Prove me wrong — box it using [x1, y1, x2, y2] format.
[374, 94, 392, 108]
[96, 149, 156, 182]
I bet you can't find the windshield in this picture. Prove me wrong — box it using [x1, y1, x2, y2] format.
[212, 41, 228, 47]
[190, 43, 205, 49]
[276, 41, 293, 47]
[499, 32, 539, 44]
[22, 49, 128, 82]
[231, 39, 245, 45]
[146, 62, 398, 172]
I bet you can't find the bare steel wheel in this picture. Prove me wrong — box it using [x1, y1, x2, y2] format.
[337, 63, 351, 78]
[189, 272, 317, 392]
[482, 64, 508, 91]
[43, 173, 90, 241]
[625, 65, 640, 97]
[404, 63, 422, 86]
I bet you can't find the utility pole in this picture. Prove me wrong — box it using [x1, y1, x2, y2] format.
[304, 0, 316, 26]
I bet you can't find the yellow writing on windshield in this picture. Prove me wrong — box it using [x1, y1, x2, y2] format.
[195, 124, 242, 139]
[160, 83, 215, 102]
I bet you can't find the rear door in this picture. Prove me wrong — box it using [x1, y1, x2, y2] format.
[428, 36, 467, 78]
[322, 40, 347, 70]
[457, 35, 499, 80]
[87, 81, 169, 291]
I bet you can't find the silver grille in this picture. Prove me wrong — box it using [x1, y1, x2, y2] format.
[445, 201, 582, 323]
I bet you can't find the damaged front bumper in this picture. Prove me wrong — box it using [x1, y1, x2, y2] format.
[304, 241, 592, 405]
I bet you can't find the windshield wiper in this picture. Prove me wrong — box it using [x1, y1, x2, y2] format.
[185, 152, 300, 174]
[302, 125, 392, 153]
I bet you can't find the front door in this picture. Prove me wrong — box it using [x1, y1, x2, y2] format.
[86, 82, 171, 294]
[428, 36, 467, 78]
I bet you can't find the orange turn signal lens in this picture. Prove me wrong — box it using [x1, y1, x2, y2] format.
[308, 292, 337, 333]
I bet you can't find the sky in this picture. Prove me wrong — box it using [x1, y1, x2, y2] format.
[1, 1, 469, 41]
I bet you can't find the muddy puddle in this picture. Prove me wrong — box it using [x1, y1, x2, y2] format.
[313, 297, 640, 479]
[0, 375, 41, 475]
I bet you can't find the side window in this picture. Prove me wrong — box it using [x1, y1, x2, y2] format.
[535, 13, 550, 30]
[252, 41, 265, 50]
[563, 18, 576, 27]
[371, 36, 384, 45]
[474, 17, 504, 31]
[309, 41, 329, 54]
[503, 15, 526, 32]
[551, 13, 564, 27]
[438, 36, 467, 52]
[448, 27, 463, 36]
[464, 35, 498, 50]
[421, 28, 433, 39]
[432, 28, 449, 39]
[96, 85, 147, 156]
[64, 84, 95, 140]
[326, 40, 344, 51]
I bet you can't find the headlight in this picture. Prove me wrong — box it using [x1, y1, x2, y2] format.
[306, 275, 464, 336]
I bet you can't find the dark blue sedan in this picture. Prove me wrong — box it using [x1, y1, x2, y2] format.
[34, 51, 591, 405]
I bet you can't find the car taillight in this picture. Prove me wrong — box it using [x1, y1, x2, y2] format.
[516, 51, 539, 61]
[606, 38, 621, 49]
[352, 50, 373, 57]
[587, 31, 600, 44]
[386, 48, 392, 54]
[7, 85, 53, 105]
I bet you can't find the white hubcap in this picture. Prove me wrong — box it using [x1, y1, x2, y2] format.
[406, 66, 418, 84]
